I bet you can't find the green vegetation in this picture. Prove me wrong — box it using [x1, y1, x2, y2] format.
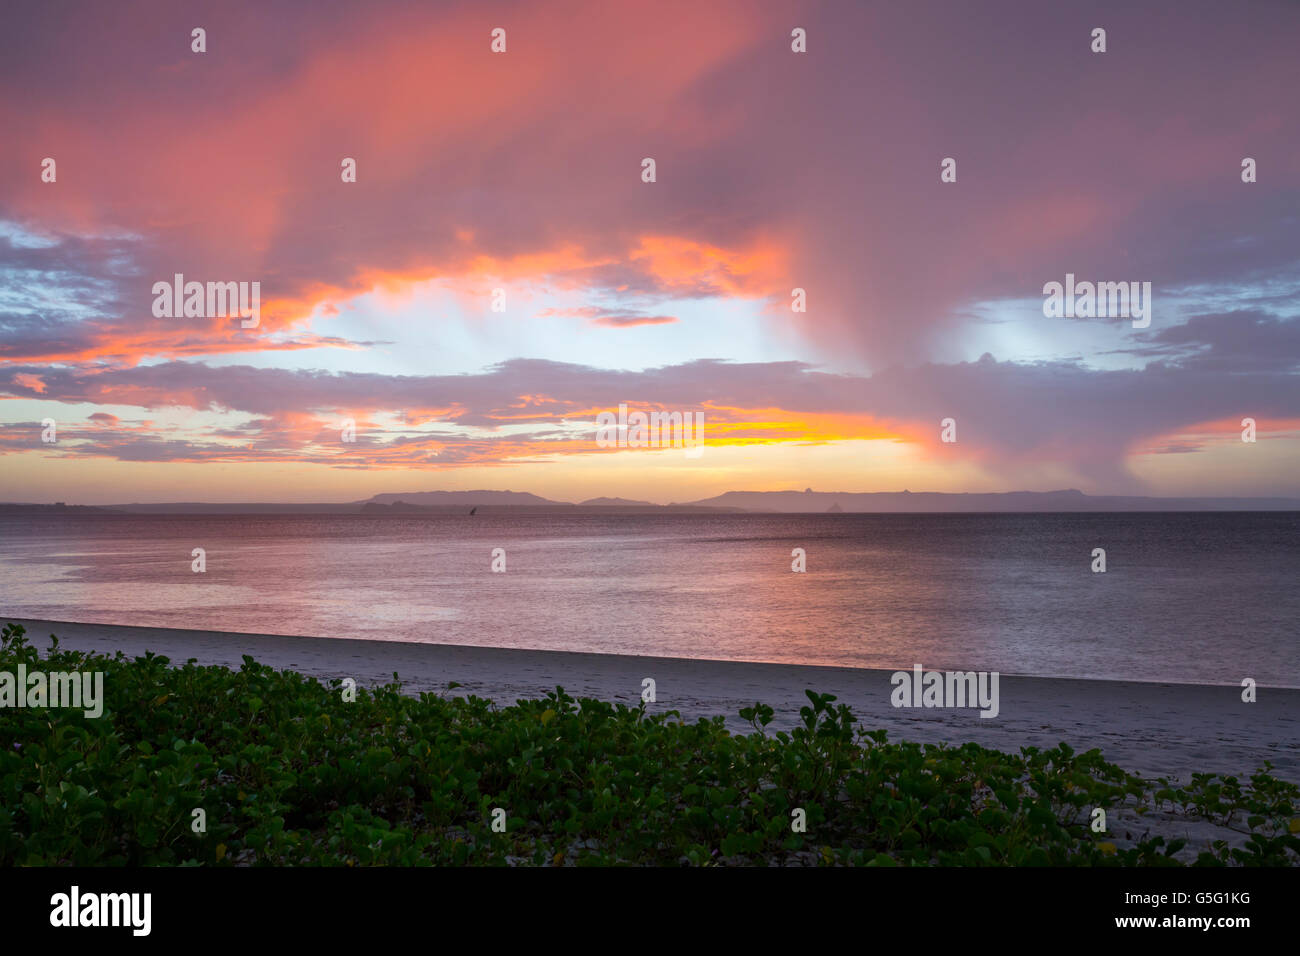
[2, 622, 1297, 866]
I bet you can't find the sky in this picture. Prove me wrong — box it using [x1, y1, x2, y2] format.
[1, 0, 1298, 504]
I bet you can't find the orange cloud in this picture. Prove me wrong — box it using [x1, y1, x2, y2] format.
[629, 235, 789, 298]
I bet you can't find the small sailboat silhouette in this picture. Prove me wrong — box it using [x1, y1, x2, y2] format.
[469, 506, 477, 516]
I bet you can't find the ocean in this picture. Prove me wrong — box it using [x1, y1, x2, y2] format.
[1, 511, 1296, 686]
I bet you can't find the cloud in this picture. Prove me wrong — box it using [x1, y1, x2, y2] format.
[5, 0, 1291, 369]
[1125, 310, 1300, 372]
[3, 345, 1296, 487]
[1, 0, 1297, 497]
[590, 314, 677, 328]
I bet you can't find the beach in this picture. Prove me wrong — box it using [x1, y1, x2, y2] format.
[9, 617, 1297, 786]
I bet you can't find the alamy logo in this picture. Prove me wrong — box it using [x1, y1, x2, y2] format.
[596, 403, 705, 458]
[890, 664, 1000, 718]
[1042, 273, 1151, 328]
[151, 273, 260, 328]
[50, 886, 151, 936]
[0, 664, 103, 718]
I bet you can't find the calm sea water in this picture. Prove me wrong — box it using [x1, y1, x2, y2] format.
[0, 512, 1296, 686]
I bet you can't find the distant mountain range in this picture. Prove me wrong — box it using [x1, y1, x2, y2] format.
[682, 488, 1300, 512]
[3, 487, 1298, 515]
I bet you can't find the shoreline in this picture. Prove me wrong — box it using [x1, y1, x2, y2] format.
[6, 616, 1298, 784]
